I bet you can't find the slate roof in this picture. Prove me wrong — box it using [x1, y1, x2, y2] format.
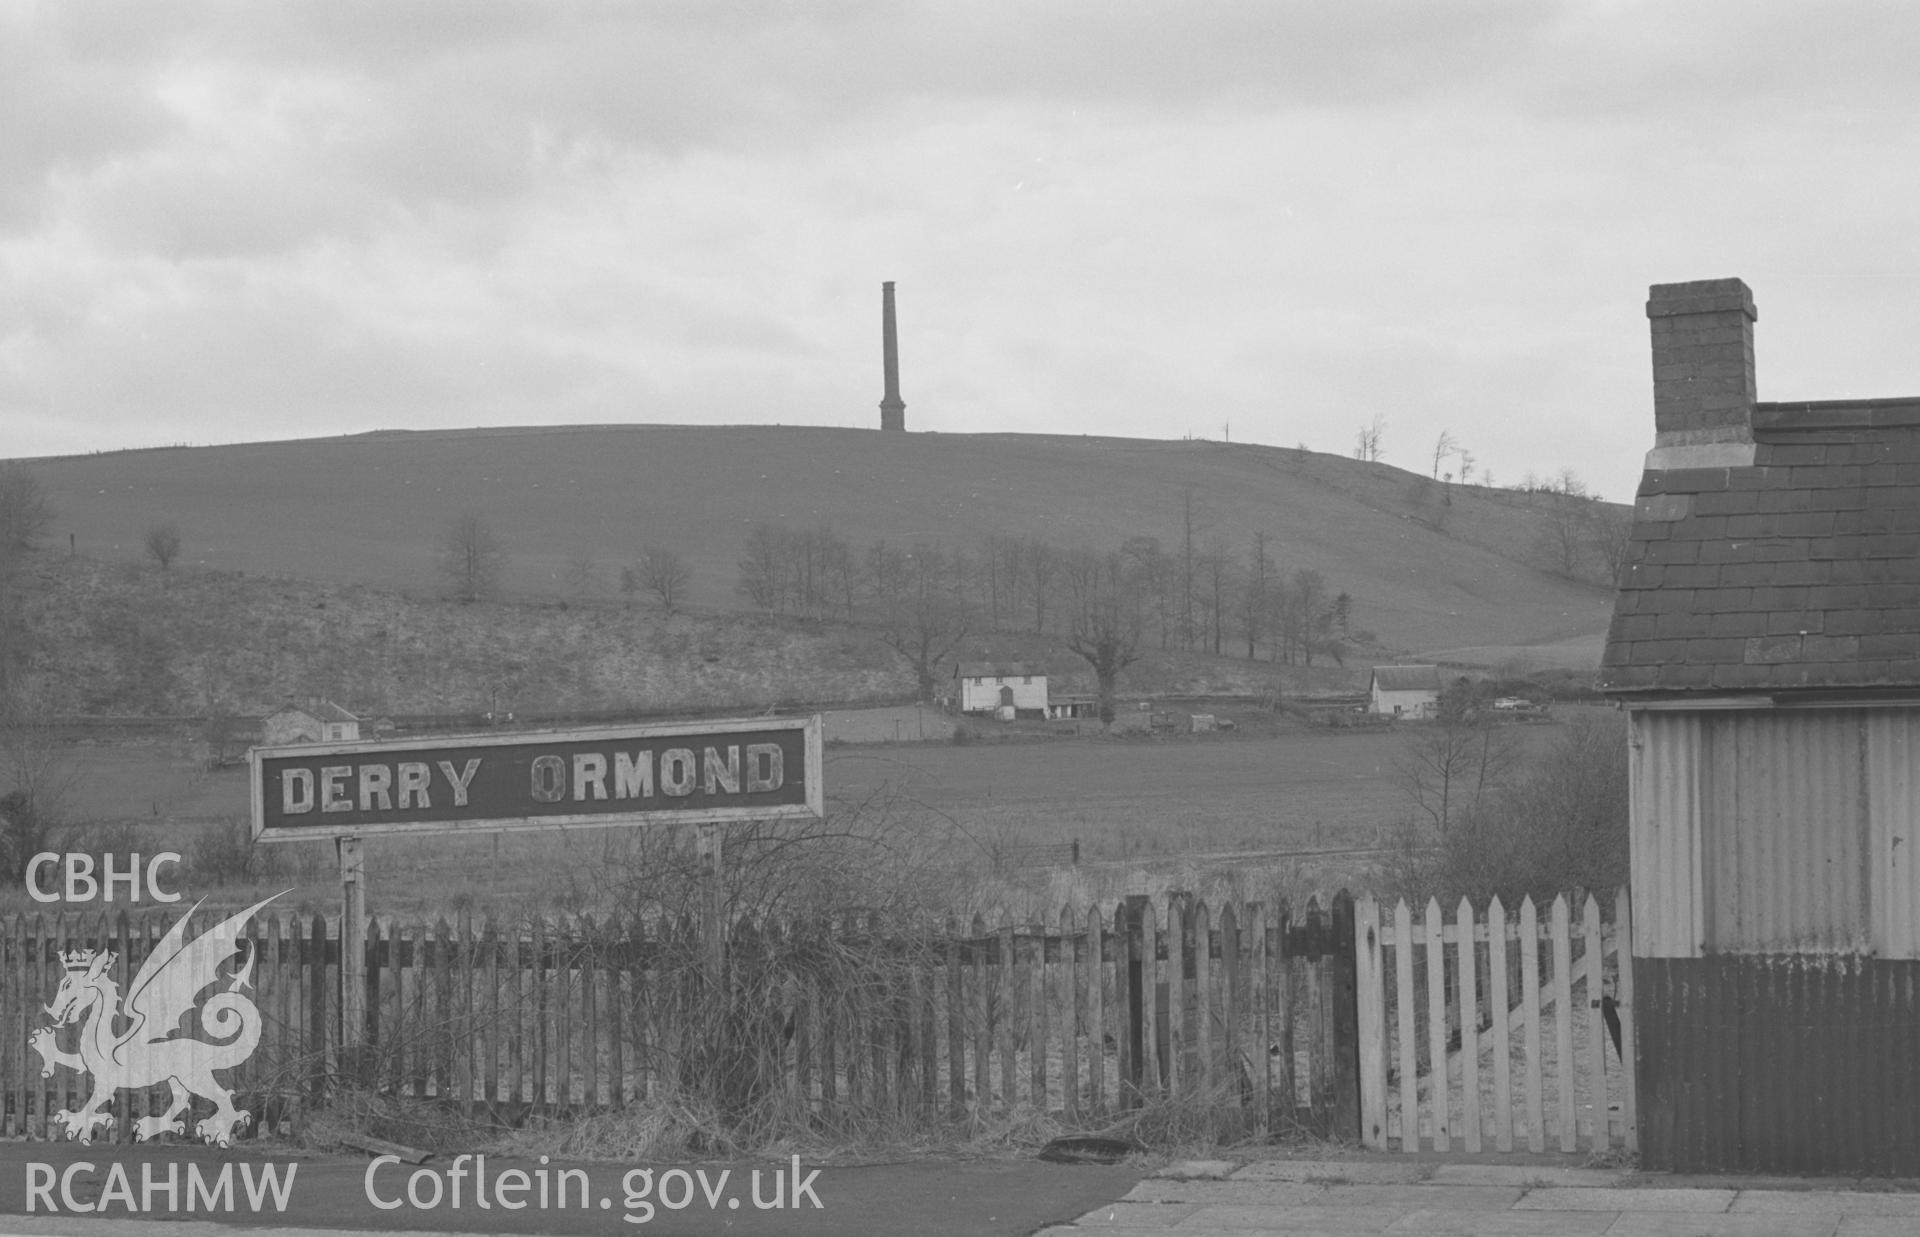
[1370, 665, 1441, 693]
[266, 700, 359, 724]
[1599, 399, 1920, 695]
[955, 662, 1044, 679]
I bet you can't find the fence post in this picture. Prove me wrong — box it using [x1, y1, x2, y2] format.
[1274, 899, 1295, 1131]
[337, 837, 367, 1085]
[1330, 890, 1361, 1141]
[307, 914, 328, 1106]
[1616, 886, 1639, 1153]
[1354, 895, 1387, 1149]
[1119, 896, 1145, 1106]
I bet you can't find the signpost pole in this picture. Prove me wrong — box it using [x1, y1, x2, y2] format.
[338, 836, 367, 1082]
[699, 825, 724, 989]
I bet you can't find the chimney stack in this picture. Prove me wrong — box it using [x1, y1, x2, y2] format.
[1646, 278, 1757, 455]
[880, 281, 905, 432]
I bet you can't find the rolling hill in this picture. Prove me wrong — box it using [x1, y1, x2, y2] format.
[22, 425, 1618, 667]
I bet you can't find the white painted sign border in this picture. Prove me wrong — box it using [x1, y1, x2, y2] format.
[247, 714, 825, 843]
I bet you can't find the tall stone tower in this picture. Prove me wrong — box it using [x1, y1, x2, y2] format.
[879, 281, 905, 432]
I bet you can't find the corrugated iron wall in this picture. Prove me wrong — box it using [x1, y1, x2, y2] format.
[1703, 711, 1871, 953]
[1638, 955, 1920, 1174]
[1632, 705, 1920, 1172]
[1631, 707, 1920, 957]
[1630, 711, 1704, 957]
[1868, 711, 1920, 959]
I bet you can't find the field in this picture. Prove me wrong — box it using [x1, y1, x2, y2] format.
[26, 426, 1617, 665]
[826, 727, 1405, 856]
[35, 711, 1581, 920]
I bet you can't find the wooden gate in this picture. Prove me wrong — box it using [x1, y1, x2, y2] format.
[1353, 890, 1637, 1155]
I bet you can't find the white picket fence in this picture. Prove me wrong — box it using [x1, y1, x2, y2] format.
[1354, 890, 1637, 1155]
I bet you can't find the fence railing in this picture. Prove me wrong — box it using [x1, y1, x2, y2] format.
[1355, 890, 1636, 1155]
[0, 895, 1364, 1143]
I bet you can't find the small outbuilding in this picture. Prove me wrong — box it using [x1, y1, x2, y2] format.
[1601, 277, 1920, 1174]
[954, 662, 1048, 717]
[1046, 694, 1099, 720]
[262, 699, 361, 745]
[1367, 665, 1440, 719]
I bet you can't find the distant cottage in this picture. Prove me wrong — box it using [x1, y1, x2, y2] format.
[262, 700, 360, 745]
[954, 662, 1048, 718]
[1367, 665, 1440, 719]
[1602, 277, 1920, 1175]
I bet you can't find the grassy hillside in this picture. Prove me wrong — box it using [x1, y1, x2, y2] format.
[14, 551, 1360, 718]
[24, 426, 1617, 665]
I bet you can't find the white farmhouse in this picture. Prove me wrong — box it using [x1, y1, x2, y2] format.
[954, 662, 1048, 718]
[1368, 665, 1441, 719]
[262, 699, 361, 745]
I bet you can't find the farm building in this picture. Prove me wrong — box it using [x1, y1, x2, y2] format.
[954, 662, 1048, 717]
[1367, 665, 1440, 718]
[1046, 693, 1099, 720]
[262, 699, 360, 745]
[1601, 276, 1920, 1174]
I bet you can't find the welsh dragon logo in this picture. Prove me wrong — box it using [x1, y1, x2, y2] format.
[30, 893, 281, 1147]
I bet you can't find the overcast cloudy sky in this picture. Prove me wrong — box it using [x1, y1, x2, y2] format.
[6, 1, 1920, 503]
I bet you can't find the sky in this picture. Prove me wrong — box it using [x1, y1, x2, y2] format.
[6, 1, 1920, 505]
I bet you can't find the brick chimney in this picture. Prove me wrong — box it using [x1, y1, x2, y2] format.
[879, 280, 905, 432]
[1645, 278, 1757, 466]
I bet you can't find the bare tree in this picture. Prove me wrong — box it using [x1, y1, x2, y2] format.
[864, 539, 910, 617]
[1180, 488, 1198, 648]
[1353, 414, 1386, 462]
[144, 523, 182, 578]
[1199, 542, 1234, 655]
[1024, 537, 1057, 634]
[1431, 429, 1458, 478]
[1120, 535, 1173, 650]
[1066, 551, 1143, 726]
[1457, 450, 1475, 485]
[1395, 686, 1522, 835]
[638, 546, 693, 612]
[1585, 505, 1635, 586]
[736, 524, 781, 611]
[877, 543, 969, 702]
[1239, 532, 1274, 659]
[1291, 568, 1327, 666]
[438, 513, 506, 602]
[1534, 491, 1593, 579]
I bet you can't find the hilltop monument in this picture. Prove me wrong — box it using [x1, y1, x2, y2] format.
[879, 281, 905, 431]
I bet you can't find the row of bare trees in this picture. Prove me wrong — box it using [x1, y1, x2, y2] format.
[433, 514, 697, 611]
[734, 523, 1354, 663]
[731, 522, 1356, 715]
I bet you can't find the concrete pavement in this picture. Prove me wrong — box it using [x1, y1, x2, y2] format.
[0, 1142, 1141, 1236]
[1041, 1158, 1920, 1236]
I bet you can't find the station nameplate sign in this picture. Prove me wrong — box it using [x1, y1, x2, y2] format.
[249, 715, 823, 842]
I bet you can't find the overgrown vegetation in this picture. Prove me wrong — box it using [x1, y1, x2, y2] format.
[0, 463, 53, 700]
[1376, 710, 1629, 907]
[0, 701, 74, 883]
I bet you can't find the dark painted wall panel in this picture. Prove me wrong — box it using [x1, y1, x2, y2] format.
[1638, 956, 1920, 1174]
